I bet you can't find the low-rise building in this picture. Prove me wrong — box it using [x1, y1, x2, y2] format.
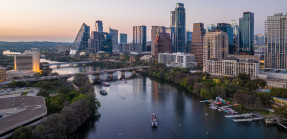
[272, 97, 287, 107]
[2, 50, 21, 56]
[57, 45, 71, 54]
[14, 50, 40, 72]
[205, 57, 259, 78]
[0, 67, 6, 82]
[158, 53, 197, 68]
[265, 79, 287, 88]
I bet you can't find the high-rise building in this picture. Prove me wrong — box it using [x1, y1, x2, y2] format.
[191, 23, 205, 67]
[95, 20, 103, 32]
[88, 31, 106, 53]
[254, 34, 264, 45]
[133, 26, 147, 52]
[151, 26, 166, 56]
[217, 23, 234, 54]
[102, 34, 113, 52]
[239, 12, 254, 55]
[206, 24, 216, 33]
[231, 20, 239, 53]
[14, 50, 40, 72]
[153, 33, 172, 59]
[120, 33, 127, 44]
[203, 29, 229, 71]
[174, 3, 186, 52]
[170, 11, 175, 27]
[109, 27, 118, 51]
[169, 11, 176, 52]
[265, 13, 287, 69]
[186, 31, 193, 42]
[70, 23, 90, 55]
[0, 66, 6, 82]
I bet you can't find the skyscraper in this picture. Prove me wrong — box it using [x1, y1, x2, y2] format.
[239, 12, 254, 55]
[265, 13, 287, 69]
[88, 31, 106, 52]
[95, 20, 103, 32]
[133, 26, 147, 52]
[206, 24, 216, 33]
[109, 27, 118, 51]
[120, 33, 127, 44]
[169, 11, 176, 52]
[254, 34, 264, 45]
[191, 23, 205, 67]
[217, 23, 234, 54]
[203, 29, 229, 71]
[231, 20, 239, 53]
[174, 3, 186, 52]
[154, 33, 172, 59]
[70, 23, 90, 55]
[151, 26, 166, 57]
[186, 31, 193, 42]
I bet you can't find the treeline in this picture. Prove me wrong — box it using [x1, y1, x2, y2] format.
[12, 74, 100, 139]
[145, 64, 287, 117]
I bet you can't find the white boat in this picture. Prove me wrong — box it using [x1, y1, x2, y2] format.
[151, 113, 158, 128]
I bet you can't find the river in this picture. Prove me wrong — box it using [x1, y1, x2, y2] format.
[42, 59, 287, 139]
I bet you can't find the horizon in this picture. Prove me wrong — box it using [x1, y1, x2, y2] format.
[0, 0, 286, 42]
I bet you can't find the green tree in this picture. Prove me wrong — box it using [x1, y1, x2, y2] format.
[12, 126, 32, 139]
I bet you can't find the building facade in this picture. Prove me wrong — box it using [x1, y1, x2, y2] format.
[203, 29, 229, 71]
[57, 45, 71, 54]
[0, 66, 6, 82]
[239, 12, 254, 55]
[174, 3, 186, 52]
[109, 27, 118, 51]
[95, 20, 103, 32]
[217, 23, 234, 54]
[205, 57, 259, 78]
[120, 33, 127, 44]
[153, 33, 172, 59]
[70, 23, 90, 55]
[14, 50, 40, 72]
[158, 53, 197, 68]
[151, 26, 166, 57]
[133, 26, 147, 52]
[88, 31, 106, 53]
[191, 23, 205, 67]
[231, 20, 239, 53]
[254, 34, 265, 45]
[265, 13, 287, 69]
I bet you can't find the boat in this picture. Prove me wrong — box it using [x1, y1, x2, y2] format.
[102, 82, 110, 87]
[100, 90, 108, 95]
[151, 113, 158, 128]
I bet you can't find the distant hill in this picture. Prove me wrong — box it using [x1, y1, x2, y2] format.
[0, 41, 73, 50]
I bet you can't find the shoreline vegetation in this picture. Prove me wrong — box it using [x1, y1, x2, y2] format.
[11, 74, 100, 139]
[143, 63, 287, 119]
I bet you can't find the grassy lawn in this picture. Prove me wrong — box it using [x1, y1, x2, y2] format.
[21, 92, 29, 96]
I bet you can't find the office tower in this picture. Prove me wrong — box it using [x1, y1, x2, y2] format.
[120, 33, 127, 44]
[154, 33, 172, 59]
[169, 11, 176, 52]
[254, 34, 264, 45]
[89, 31, 106, 52]
[239, 12, 254, 55]
[191, 23, 205, 67]
[186, 31, 193, 42]
[265, 13, 287, 69]
[170, 11, 175, 27]
[217, 23, 234, 54]
[95, 20, 103, 32]
[0, 66, 6, 82]
[231, 20, 239, 53]
[206, 24, 216, 33]
[133, 26, 147, 52]
[109, 27, 118, 51]
[102, 34, 113, 52]
[151, 26, 166, 57]
[203, 29, 229, 71]
[14, 50, 40, 72]
[174, 3, 186, 52]
[70, 23, 90, 55]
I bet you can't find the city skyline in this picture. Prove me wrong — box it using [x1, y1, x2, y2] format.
[0, 0, 286, 42]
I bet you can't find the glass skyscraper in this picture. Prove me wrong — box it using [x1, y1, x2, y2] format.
[133, 26, 147, 52]
[239, 12, 254, 55]
[109, 27, 118, 51]
[151, 26, 166, 57]
[217, 23, 234, 54]
[174, 3, 186, 52]
[120, 33, 127, 44]
[70, 23, 90, 55]
[265, 13, 287, 69]
[95, 20, 103, 32]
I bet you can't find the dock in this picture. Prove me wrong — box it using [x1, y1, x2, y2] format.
[225, 113, 253, 118]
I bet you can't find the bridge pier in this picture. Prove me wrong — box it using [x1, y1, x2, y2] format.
[57, 65, 61, 68]
[120, 71, 125, 79]
[69, 64, 73, 67]
[132, 70, 136, 77]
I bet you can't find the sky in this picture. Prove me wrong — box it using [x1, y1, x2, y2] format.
[0, 0, 286, 42]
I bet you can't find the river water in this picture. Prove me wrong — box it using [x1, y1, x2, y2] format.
[42, 59, 287, 139]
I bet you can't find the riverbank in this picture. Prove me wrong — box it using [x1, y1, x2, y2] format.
[143, 64, 287, 120]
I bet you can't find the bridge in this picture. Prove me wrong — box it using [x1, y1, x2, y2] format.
[0, 66, 149, 85]
[42, 61, 93, 67]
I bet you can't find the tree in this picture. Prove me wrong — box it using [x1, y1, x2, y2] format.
[37, 89, 49, 97]
[237, 73, 251, 83]
[232, 78, 244, 87]
[12, 126, 32, 139]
